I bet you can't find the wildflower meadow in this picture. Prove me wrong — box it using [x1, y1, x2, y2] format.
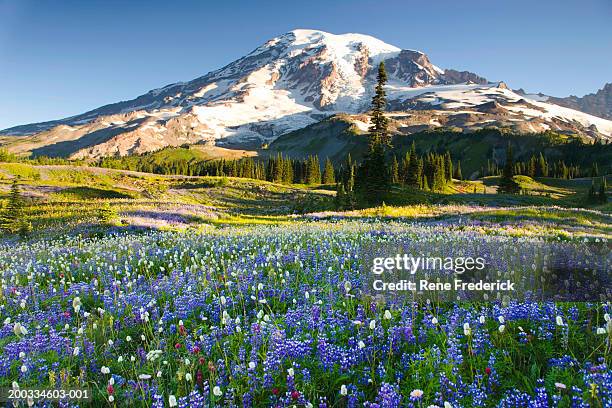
[1, 221, 610, 407]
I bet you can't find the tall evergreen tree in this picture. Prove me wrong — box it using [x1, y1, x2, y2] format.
[499, 143, 519, 194]
[355, 62, 391, 205]
[591, 162, 599, 177]
[305, 156, 321, 185]
[421, 174, 429, 191]
[390, 155, 399, 184]
[322, 158, 335, 184]
[599, 177, 608, 204]
[454, 160, 463, 180]
[405, 144, 421, 187]
[0, 179, 29, 234]
[444, 152, 453, 182]
[368, 62, 390, 147]
[336, 154, 357, 210]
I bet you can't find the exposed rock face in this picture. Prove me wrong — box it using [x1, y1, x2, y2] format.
[384, 50, 445, 86]
[548, 83, 612, 120]
[442, 69, 488, 85]
[1, 29, 611, 159]
[497, 81, 509, 90]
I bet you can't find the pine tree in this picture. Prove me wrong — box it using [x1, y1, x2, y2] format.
[599, 177, 608, 204]
[536, 153, 548, 177]
[405, 145, 421, 187]
[432, 157, 446, 192]
[355, 62, 391, 205]
[305, 156, 321, 185]
[454, 160, 463, 180]
[335, 182, 345, 209]
[322, 158, 335, 184]
[444, 152, 453, 182]
[421, 174, 430, 191]
[498, 143, 519, 194]
[587, 179, 597, 203]
[282, 158, 294, 184]
[0, 179, 29, 234]
[528, 155, 536, 177]
[591, 162, 599, 177]
[390, 156, 399, 184]
[399, 152, 410, 184]
[338, 154, 357, 210]
[369, 62, 390, 147]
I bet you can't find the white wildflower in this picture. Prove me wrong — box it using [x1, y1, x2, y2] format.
[410, 389, 424, 398]
[340, 384, 348, 396]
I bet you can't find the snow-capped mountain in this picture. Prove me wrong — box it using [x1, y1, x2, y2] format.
[1, 29, 611, 159]
[529, 83, 612, 121]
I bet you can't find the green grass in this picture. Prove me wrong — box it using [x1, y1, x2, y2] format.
[1, 162, 608, 238]
[0, 162, 41, 179]
[51, 186, 136, 200]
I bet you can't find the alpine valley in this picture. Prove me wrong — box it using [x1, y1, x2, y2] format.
[1, 29, 611, 160]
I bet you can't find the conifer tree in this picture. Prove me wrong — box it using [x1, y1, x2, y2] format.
[405, 144, 421, 187]
[305, 156, 321, 185]
[536, 153, 548, 177]
[369, 62, 390, 147]
[454, 160, 463, 180]
[444, 152, 453, 182]
[599, 177, 608, 204]
[322, 158, 335, 184]
[587, 179, 597, 203]
[399, 152, 410, 184]
[528, 155, 537, 177]
[355, 62, 391, 204]
[335, 182, 346, 209]
[390, 155, 399, 184]
[499, 143, 519, 194]
[422, 174, 429, 191]
[0, 179, 30, 234]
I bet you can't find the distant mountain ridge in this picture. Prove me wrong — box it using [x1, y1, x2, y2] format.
[1, 29, 611, 159]
[516, 83, 612, 121]
[547, 83, 612, 120]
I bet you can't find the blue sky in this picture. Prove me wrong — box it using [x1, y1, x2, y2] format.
[1, 0, 610, 129]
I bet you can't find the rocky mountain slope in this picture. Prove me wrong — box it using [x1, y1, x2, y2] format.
[2, 29, 611, 159]
[546, 83, 612, 120]
[516, 83, 612, 121]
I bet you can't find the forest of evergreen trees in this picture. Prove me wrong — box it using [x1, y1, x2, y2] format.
[481, 152, 586, 180]
[99, 153, 335, 186]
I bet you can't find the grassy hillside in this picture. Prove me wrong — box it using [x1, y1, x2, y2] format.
[0, 163, 334, 233]
[1, 162, 608, 240]
[267, 115, 369, 161]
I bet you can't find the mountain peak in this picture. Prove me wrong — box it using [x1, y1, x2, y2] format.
[280, 29, 402, 59]
[2, 29, 610, 159]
